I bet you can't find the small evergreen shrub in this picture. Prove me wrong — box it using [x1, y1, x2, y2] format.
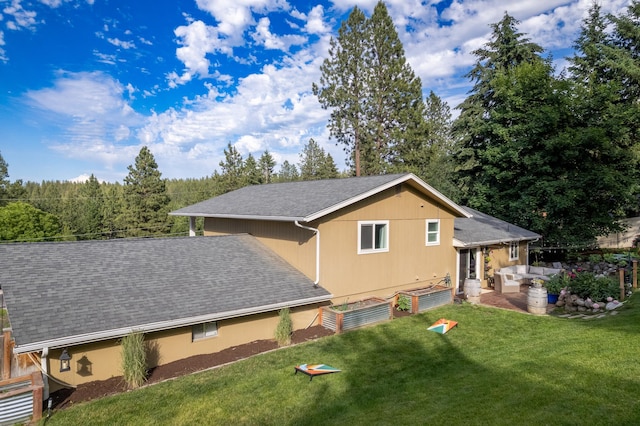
[121, 332, 147, 389]
[275, 308, 293, 347]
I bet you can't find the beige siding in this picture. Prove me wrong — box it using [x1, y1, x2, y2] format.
[204, 184, 460, 302]
[491, 242, 529, 271]
[205, 219, 317, 280]
[46, 305, 319, 391]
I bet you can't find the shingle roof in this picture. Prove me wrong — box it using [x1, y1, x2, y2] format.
[0, 235, 331, 353]
[170, 173, 470, 221]
[454, 207, 541, 247]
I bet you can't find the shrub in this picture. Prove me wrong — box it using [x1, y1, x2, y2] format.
[588, 254, 602, 263]
[121, 332, 147, 389]
[275, 308, 293, 347]
[396, 295, 411, 311]
[568, 272, 620, 301]
[545, 273, 570, 295]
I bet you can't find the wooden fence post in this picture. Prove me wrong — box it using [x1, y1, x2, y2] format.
[619, 269, 625, 301]
[633, 260, 637, 289]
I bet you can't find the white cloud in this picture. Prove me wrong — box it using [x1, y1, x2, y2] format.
[172, 20, 222, 85]
[3, 0, 38, 30]
[23, 71, 144, 167]
[252, 17, 307, 50]
[303, 5, 330, 35]
[107, 37, 136, 49]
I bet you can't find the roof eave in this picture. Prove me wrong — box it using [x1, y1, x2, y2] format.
[12, 294, 333, 354]
[304, 173, 471, 222]
[169, 212, 305, 222]
[454, 236, 540, 248]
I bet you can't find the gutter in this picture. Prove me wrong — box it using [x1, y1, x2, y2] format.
[12, 294, 332, 354]
[295, 221, 320, 286]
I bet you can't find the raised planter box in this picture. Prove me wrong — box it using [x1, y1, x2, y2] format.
[397, 285, 453, 314]
[321, 297, 392, 333]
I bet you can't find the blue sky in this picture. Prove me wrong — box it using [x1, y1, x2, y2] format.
[0, 0, 632, 183]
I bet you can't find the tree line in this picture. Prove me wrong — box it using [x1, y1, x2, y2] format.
[0, 138, 342, 242]
[1, 1, 639, 250]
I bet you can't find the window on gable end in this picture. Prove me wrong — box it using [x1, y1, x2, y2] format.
[358, 220, 389, 254]
[426, 219, 440, 246]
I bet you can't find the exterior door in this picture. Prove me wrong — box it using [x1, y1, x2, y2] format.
[458, 249, 476, 293]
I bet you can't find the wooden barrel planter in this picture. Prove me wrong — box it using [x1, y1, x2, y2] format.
[397, 285, 453, 314]
[527, 286, 548, 315]
[320, 297, 392, 333]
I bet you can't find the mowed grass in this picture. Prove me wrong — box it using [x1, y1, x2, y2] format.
[44, 294, 640, 425]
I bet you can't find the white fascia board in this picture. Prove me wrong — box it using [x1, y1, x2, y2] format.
[305, 173, 470, 222]
[168, 212, 304, 222]
[13, 294, 333, 354]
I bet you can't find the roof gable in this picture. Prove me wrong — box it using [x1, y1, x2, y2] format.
[1, 235, 331, 353]
[171, 173, 470, 222]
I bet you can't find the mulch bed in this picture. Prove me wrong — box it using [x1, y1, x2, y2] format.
[47, 305, 480, 410]
[50, 325, 335, 410]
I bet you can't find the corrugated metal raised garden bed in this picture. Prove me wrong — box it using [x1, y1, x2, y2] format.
[321, 297, 392, 333]
[397, 285, 453, 314]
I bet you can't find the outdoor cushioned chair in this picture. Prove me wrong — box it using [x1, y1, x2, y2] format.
[494, 271, 521, 294]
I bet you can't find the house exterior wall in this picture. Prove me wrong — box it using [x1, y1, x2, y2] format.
[490, 242, 529, 271]
[204, 183, 459, 302]
[45, 305, 319, 391]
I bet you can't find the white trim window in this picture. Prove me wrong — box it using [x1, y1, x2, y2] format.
[509, 242, 519, 261]
[358, 220, 389, 254]
[425, 219, 440, 246]
[192, 321, 218, 341]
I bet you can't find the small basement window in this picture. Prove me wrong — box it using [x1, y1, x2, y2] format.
[358, 221, 389, 254]
[192, 321, 218, 341]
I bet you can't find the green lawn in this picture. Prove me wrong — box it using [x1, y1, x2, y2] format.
[44, 294, 640, 425]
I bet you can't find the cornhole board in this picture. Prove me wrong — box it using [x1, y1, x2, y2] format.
[427, 318, 458, 334]
[294, 364, 341, 381]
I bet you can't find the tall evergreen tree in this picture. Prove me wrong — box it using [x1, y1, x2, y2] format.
[123, 146, 170, 237]
[243, 153, 262, 186]
[299, 139, 327, 180]
[278, 161, 299, 182]
[420, 92, 459, 200]
[77, 174, 105, 239]
[218, 143, 245, 192]
[258, 150, 276, 184]
[313, 6, 368, 175]
[313, 1, 426, 176]
[453, 13, 544, 207]
[0, 151, 8, 207]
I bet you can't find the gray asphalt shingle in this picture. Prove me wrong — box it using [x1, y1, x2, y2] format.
[171, 173, 418, 220]
[454, 207, 540, 246]
[0, 234, 331, 352]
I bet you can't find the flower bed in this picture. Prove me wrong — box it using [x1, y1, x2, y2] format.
[321, 297, 392, 333]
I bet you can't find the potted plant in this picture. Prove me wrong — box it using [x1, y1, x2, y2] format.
[544, 273, 569, 304]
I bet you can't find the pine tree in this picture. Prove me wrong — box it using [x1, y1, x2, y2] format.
[278, 161, 299, 182]
[313, 1, 426, 176]
[77, 174, 104, 239]
[218, 143, 245, 192]
[258, 150, 276, 184]
[123, 146, 170, 237]
[0, 151, 8, 207]
[243, 154, 262, 186]
[453, 13, 544, 208]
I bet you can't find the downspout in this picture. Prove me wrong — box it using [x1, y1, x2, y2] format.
[295, 221, 320, 286]
[41, 347, 50, 400]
